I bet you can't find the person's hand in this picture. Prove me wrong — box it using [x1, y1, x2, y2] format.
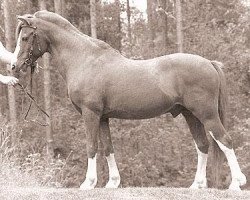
[0, 41, 4, 49]
[1, 76, 19, 86]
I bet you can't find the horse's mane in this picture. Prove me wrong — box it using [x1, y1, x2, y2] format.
[34, 10, 79, 33]
[34, 10, 115, 51]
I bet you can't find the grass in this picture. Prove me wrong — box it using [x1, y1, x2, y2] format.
[0, 187, 250, 200]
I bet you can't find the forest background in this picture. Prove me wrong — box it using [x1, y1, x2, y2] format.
[0, 0, 249, 190]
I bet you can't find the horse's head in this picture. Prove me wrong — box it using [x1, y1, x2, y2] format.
[12, 14, 49, 78]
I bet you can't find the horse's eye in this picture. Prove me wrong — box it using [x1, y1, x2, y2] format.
[22, 37, 28, 41]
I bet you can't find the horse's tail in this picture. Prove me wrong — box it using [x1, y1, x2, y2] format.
[210, 60, 228, 188]
[211, 61, 227, 126]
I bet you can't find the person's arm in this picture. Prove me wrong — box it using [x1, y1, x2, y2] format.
[0, 74, 19, 86]
[0, 41, 14, 64]
[0, 41, 19, 86]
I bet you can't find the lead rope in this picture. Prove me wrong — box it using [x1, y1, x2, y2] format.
[18, 66, 50, 126]
[24, 67, 33, 120]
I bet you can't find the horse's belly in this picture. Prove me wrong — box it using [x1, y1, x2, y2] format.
[104, 107, 171, 119]
[103, 88, 175, 119]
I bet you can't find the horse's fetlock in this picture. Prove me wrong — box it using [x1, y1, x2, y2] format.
[197, 143, 209, 154]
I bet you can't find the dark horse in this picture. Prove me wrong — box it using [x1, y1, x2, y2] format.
[11, 11, 246, 190]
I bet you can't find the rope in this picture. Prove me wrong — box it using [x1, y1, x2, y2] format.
[18, 82, 50, 126]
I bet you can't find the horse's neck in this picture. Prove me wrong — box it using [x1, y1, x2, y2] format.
[46, 28, 101, 81]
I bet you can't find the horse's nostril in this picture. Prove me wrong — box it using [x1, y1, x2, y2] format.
[12, 64, 16, 70]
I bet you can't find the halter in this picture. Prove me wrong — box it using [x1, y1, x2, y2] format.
[20, 25, 42, 73]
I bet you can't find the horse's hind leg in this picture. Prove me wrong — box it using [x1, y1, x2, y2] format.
[182, 109, 209, 189]
[203, 116, 247, 190]
[99, 118, 120, 188]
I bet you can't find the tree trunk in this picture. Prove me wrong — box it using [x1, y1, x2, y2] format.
[127, 0, 132, 55]
[157, 0, 169, 55]
[0, 3, 5, 117]
[40, 0, 54, 158]
[115, 0, 122, 52]
[176, 0, 183, 52]
[26, 0, 37, 13]
[90, 0, 97, 39]
[3, 0, 17, 125]
[54, 0, 65, 16]
[147, 0, 155, 57]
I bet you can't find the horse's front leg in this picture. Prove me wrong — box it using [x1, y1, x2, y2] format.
[80, 107, 100, 190]
[100, 118, 120, 188]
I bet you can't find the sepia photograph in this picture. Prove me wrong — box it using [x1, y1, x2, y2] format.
[0, 0, 249, 199]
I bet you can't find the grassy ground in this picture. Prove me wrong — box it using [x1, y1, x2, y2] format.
[0, 187, 250, 200]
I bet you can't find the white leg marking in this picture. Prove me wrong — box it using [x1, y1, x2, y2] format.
[80, 154, 97, 190]
[190, 141, 208, 189]
[105, 153, 120, 188]
[209, 131, 247, 191]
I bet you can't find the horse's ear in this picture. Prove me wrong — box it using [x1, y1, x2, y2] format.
[17, 15, 33, 26]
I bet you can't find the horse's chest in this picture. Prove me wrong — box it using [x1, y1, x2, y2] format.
[68, 83, 104, 115]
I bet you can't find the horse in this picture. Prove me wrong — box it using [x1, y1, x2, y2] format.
[11, 11, 246, 190]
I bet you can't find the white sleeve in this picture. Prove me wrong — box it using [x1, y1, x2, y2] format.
[0, 74, 5, 83]
[0, 41, 14, 64]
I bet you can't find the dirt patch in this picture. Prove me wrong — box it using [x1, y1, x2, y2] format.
[0, 187, 250, 200]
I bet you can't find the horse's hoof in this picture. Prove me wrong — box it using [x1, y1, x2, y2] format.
[238, 173, 247, 186]
[189, 180, 207, 189]
[105, 176, 120, 189]
[79, 177, 97, 190]
[229, 183, 241, 191]
[228, 173, 247, 191]
[105, 182, 119, 189]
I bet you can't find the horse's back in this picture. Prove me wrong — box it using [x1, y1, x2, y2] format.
[156, 53, 216, 75]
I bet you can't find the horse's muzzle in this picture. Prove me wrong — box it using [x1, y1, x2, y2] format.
[12, 62, 28, 78]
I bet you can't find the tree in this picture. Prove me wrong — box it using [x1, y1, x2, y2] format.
[90, 0, 97, 38]
[126, 0, 132, 55]
[115, 0, 122, 51]
[147, 0, 155, 57]
[0, 4, 6, 117]
[54, 0, 65, 16]
[3, 0, 17, 124]
[156, 0, 169, 55]
[40, 0, 54, 158]
[175, 0, 183, 52]
[97, 1, 122, 51]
